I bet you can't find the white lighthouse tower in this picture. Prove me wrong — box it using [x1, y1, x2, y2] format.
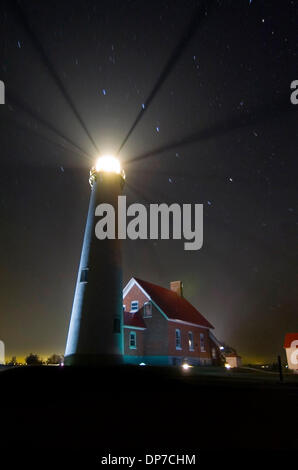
[65, 156, 125, 366]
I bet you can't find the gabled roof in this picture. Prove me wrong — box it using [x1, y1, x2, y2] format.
[133, 278, 214, 329]
[209, 330, 223, 348]
[123, 310, 146, 329]
[284, 333, 298, 348]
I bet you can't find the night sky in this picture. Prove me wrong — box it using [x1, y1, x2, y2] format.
[0, 0, 297, 362]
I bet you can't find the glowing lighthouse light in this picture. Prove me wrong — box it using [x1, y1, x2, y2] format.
[95, 155, 121, 174]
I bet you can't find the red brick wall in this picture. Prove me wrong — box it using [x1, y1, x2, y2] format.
[123, 280, 213, 362]
[123, 284, 148, 312]
[123, 282, 169, 356]
[143, 304, 168, 355]
[123, 328, 144, 355]
[168, 323, 212, 359]
[123, 283, 147, 357]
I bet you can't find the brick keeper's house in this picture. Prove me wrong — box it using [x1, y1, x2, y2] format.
[122, 277, 222, 366]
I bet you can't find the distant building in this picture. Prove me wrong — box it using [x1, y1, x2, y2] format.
[284, 333, 298, 373]
[122, 277, 222, 366]
[225, 353, 242, 368]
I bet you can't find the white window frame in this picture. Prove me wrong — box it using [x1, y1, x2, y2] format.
[175, 329, 182, 350]
[188, 331, 194, 351]
[143, 301, 152, 318]
[130, 300, 139, 312]
[200, 332, 206, 352]
[129, 331, 137, 349]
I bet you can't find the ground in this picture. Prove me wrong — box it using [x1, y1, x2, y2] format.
[0, 365, 297, 466]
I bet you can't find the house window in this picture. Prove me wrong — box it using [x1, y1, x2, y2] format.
[212, 347, 217, 359]
[188, 331, 194, 351]
[200, 333, 206, 352]
[143, 302, 152, 318]
[130, 300, 139, 312]
[129, 331, 137, 349]
[175, 329, 182, 350]
[123, 305, 126, 312]
[80, 268, 88, 283]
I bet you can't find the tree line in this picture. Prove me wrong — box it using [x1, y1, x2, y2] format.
[6, 354, 64, 366]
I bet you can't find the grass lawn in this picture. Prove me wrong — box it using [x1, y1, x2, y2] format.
[0, 364, 297, 465]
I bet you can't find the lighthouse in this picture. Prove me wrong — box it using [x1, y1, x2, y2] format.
[64, 156, 125, 366]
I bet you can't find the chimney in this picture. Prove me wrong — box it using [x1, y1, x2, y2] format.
[170, 280, 183, 297]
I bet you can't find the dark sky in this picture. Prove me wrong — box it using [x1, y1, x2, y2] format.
[0, 0, 297, 362]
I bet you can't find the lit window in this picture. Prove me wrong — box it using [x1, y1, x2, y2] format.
[80, 268, 88, 283]
[129, 331, 137, 349]
[175, 329, 181, 350]
[188, 331, 194, 351]
[131, 300, 139, 312]
[200, 333, 206, 352]
[143, 302, 152, 318]
[123, 305, 126, 311]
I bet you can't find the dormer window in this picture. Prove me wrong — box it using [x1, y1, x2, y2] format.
[130, 300, 139, 312]
[143, 302, 152, 318]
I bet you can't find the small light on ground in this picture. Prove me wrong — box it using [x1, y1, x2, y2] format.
[139, 362, 146, 366]
[225, 363, 231, 370]
[182, 363, 191, 370]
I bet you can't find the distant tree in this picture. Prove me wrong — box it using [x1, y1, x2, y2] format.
[218, 351, 226, 367]
[46, 354, 63, 365]
[6, 356, 17, 366]
[25, 353, 43, 366]
[222, 343, 237, 356]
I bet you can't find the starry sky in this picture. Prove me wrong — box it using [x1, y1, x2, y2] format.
[0, 0, 297, 362]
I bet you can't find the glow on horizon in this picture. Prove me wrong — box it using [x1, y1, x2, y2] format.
[4, 354, 64, 364]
